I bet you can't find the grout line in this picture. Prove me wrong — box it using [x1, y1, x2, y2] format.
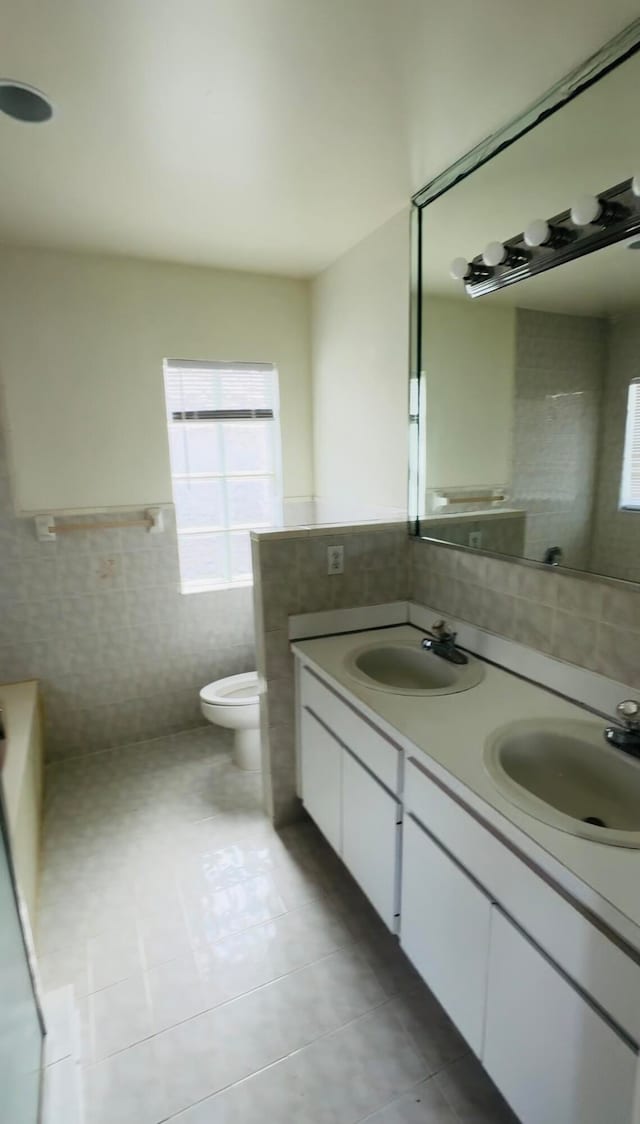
[44, 723, 218, 769]
[83, 924, 375, 1065]
[155, 995, 420, 1123]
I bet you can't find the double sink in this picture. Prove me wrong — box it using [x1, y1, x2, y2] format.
[345, 637, 640, 849]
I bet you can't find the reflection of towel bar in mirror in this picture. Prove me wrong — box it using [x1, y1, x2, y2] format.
[35, 508, 164, 541]
[440, 494, 506, 506]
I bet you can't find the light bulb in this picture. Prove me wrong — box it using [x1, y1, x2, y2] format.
[571, 194, 602, 227]
[524, 219, 551, 248]
[449, 257, 470, 281]
[482, 241, 507, 268]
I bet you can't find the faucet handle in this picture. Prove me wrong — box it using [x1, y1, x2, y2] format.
[616, 700, 640, 729]
[432, 619, 455, 641]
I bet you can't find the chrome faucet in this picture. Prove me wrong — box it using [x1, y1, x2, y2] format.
[421, 620, 469, 666]
[604, 700, 640, 759]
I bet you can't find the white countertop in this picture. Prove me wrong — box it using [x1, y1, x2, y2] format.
[292, 624, 640, 950]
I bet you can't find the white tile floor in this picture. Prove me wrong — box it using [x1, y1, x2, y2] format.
[37, 726, 517, 1123]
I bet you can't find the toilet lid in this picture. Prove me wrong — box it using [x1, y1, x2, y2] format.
[200, 671, 260, 706]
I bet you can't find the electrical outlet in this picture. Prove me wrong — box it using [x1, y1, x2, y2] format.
[469, 531, 482, 549]
[327, 545, 344, 575]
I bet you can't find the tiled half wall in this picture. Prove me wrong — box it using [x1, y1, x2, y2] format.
[253, 525, 640, 827]
[251, 525, 410, 825]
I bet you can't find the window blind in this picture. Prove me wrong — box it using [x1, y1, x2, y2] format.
[163, 359, 283, 591]
[620, 379, 640, 510]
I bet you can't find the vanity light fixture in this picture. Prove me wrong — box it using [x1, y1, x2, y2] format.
[523, 218, 575, 249]
[449, 257, 493, 283]
[482, 241, 530, 268]
[451, 175, 640, 298]
[570, 193, 628, 228]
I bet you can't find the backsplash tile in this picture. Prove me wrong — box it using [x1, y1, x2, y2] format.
[0, 423, 254, 761]
[410, 538, 640, 693]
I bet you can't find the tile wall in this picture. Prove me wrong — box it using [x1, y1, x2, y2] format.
[254, 524, 640, 827]
[411, 538, 640, 689]
[590, 312, 640, 583]
[511, 308, 606, 568]
[0, 424, 254, 761]
[423, 512, 525, 558]
[251, 524, 409, 825]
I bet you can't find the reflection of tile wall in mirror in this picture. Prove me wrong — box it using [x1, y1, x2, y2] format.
[416, 45, 640, 584]
[511, 309, 606, 570]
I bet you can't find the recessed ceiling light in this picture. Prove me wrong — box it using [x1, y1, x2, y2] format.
[0, 80, 53, 123]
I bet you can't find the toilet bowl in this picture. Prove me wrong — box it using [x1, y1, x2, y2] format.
[200, 672, 261, 771]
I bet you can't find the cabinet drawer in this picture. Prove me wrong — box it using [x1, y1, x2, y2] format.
[300, 667, 400, 792]
[405, 756, 640, 1043]
[300, 707, 342, 854]
[342, 749, 401, 930]
[400, 814, 492, 1054]
[484, 909, 637, 1124]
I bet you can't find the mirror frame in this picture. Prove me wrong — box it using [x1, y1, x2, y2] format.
[409, 17, 640, 588]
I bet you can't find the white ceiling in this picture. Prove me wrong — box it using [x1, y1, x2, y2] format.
[1, 0, 639, 277]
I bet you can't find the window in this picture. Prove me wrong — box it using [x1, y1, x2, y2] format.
[163, 359, 283, 591]
[620, 378, 640, 511]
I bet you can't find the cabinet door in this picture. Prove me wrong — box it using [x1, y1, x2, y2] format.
[400, 814, 492, 1054]
[300, 708, 342, 853]
[342, 750, 400, 930]
[484, 909, 637, 1124]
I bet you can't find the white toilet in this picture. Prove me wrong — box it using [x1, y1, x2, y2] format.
[199, 672, 261, 771]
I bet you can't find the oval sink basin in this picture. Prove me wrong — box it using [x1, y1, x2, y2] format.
[485, 719, 640, 847]
[345, 641, 485, 696]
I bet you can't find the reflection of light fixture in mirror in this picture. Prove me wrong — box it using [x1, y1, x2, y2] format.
[0, 80, 53, 122]
[482, 241, 530, 268]
[449, 257, 492, 283]
[450, 176, 640, 297]
[570, 193, 628, 227]
[524, 218, 575, 249]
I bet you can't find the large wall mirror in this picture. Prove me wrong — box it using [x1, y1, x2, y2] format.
[410, 27, 640, 585]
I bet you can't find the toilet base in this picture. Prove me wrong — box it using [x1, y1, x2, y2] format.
[233, 727, 261, 771]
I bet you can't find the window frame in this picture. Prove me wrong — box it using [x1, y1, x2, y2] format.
[619, 377, 640, 512]
[163, 359, 284, 593]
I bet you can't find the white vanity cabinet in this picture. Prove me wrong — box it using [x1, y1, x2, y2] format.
[297, 664, 401, 930]
[401, 813, 492, 1055]
[484, 909, 637, 1124]
[401, 755, 640, 1124]
[294, 648, 640, 1124]
[299, 706, 343, 854]
[341, 749, 401, 929]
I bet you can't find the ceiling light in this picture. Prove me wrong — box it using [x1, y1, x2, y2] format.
[0, 81, 53, 123]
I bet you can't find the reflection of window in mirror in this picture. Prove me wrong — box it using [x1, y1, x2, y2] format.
[413, 43, 640, 585]
[620, 379, 640, 511]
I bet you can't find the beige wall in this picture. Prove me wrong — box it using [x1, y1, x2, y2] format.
[422, 296, 516, 500]
[0, 246, 313, 514]
[310, 209, 410, 522]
